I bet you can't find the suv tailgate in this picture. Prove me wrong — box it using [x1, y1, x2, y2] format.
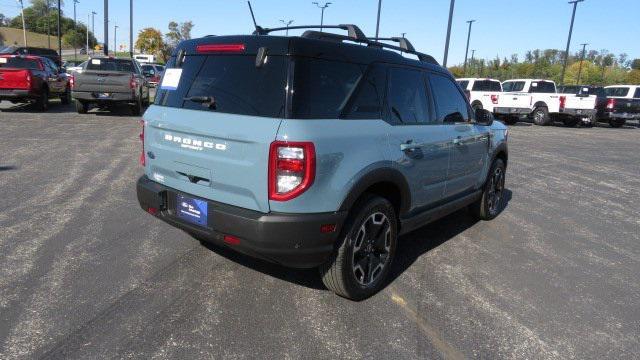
[74, 70, 132, 93]
[143, 106, 281, 213]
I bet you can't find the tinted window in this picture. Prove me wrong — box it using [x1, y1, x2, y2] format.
[530, 81, 556, 93]
[156, 55, 287, 118]
[559, 86, 579, 94]
[0, 57, 41, 70]
[386, 68, 431, 124]
[429, 73, 471, 123]
[503, 81, 525, 92]
[141, 65, 155, 74]
[605, 87, 630, 97]
[634, 88, 640, 98]
[86, 58, 134, 72]
[472, 80, 501, 92]
[341, 65, 386, 120]
[456, 80, 469, 90]
[292, 58, 364, 119]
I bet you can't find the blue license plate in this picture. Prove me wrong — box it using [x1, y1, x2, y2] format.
[176, 194, 208, 227]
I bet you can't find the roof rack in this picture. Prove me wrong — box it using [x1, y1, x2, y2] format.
[253, 24, 438, 65]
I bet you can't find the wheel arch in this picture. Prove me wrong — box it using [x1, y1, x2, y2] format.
[338, 167, 411, 218]
[533, 101, 548, 109]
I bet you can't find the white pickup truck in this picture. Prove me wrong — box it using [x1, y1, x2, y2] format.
[456, 78, 502, 112]
[494, 79, 597, 126]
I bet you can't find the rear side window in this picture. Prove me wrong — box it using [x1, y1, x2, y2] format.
[386, 67, 431, 124]
[292, 58, 364, 119]
[559, 86, 579, 94]
[0, 57, 41, 70]
[472, 80, 501, 92]
[456, 80, 470, 90]
[86, 59, 134, 72]
[605, 87, 630, 97]
[530, 81, 556, 93]
[156, 55, 287, 118]
[341, 65, 386, 120]
[634, 88, 640, 98]
[429, 73, 471, 123]
[503, 81, 525, 92]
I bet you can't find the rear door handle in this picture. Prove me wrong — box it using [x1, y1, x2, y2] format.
[400, 141, 421, 151]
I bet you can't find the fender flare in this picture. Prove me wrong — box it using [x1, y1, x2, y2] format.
[491, 142, 509, 168]
[338, 167, 412, 216]
[533, 101, 548, 109]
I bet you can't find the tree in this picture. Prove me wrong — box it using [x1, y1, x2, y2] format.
[136, 28, 165, 58]
[631, 59, 640, 71]
[62, 29, 84, 48]
[165, 20, 194, 47]
[0, 13, 10, 27]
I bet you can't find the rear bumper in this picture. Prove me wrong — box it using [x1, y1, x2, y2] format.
[72, 91, 135, 103]
[601, 112, 640, 120]
[0, 89, 37, 100]
[493, 107, 531, 116]
[136, 175, 347, 268]
[560, 108, 596, 117]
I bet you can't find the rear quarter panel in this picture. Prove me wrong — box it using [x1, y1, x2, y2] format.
[270, 119, 392, 214]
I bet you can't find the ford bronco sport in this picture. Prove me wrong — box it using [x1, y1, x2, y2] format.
[137, 25, 509, 300]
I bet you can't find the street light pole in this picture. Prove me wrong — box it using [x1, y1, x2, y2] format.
[73, 0, 79, 61]
[442, 0, 455, 67]
[114, 24, 118, 57]
[17, 0, 27, 46]
[375, 0, 382, 38]
[91, 11, 97, 54]
[46, 0, 51, 48]
[463, 19, 475, 76]
[312, 2, 331, 32]
[471, 49, 475, 74]
[576, 43, 588, 85]
[86, 14, 90, 56]
[103, 0, 109, 56]
[57, 0, 62, 57]
[279, 19, 294, 36]
[129, 0, 133, 58]
[560, 0, 585, 85]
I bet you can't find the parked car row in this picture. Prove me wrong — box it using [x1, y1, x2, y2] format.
[0, 54, 153, 116]
[457, 78, 640, 128]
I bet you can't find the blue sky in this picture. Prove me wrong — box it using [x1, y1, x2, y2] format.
[2, 0, 639, 64]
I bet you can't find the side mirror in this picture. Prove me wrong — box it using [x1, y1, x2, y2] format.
[475, 108, 494, 126]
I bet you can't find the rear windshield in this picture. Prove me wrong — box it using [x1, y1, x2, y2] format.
[155, 55, 287, 118]
[472, 80, 501, 92]
[634, 88, 640, 98]
[605, 87, 630, 97]
[456, 80, 469, 90]
[0, 57, 41, 70]
[502, 81, 525, 92]
[530, 81, 556, 93]
[86, 59, 134, 72]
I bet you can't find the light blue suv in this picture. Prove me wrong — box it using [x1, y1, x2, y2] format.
[136, 25, 508, 300]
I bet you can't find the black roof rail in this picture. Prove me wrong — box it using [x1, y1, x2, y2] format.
[369, 37, 415, 53]
[253, 24, 367, 41]
[368, 36, 438, 65]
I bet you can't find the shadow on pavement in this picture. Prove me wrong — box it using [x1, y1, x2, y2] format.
[0, 165, 18, 171]
[196, 189, 513, 294]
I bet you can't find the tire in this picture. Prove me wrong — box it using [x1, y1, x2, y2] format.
[130, 97, 143, 116]
[532, 107, 550, 126]
[470, 158, 506, 221]
[472, 102, 483, 111]
[60, 86, 71, 105]
[75, 99, 88, 114]
[319, 195, 398, 301]
[609, 119, 625, 128]
[35, 88, 49, 112]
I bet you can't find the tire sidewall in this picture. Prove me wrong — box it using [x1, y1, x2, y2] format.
[340, 197, 398, 299]
[533, 107, 549, 126]
[480, 159, 506, 220]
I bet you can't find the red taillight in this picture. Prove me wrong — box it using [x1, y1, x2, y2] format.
[606, 98, 616, 110]
[151, 75, 160, 83]
[559, 96, 566, 110]
[26, 73, 32, 89]
[223, 235, 241, 245]
[196, 44, 246, 53]
[139, 120, 145, 166]
[491, 94, 499, 104]
[268, 141, 315, 201]
[130, 75, 137, 90]
[69, 74, 75, 89]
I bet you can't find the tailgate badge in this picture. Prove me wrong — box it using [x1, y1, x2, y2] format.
[163, 133, 227, 152]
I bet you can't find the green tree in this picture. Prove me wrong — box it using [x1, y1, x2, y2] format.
[631, 59, 640, 70]
[136, 28, 166, 60]
[165, 20, 194, 48]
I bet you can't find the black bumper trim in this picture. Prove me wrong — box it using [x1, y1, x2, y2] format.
[137, 175, 347, 268]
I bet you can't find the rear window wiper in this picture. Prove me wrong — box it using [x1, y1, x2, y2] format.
[184, 96, 216, 109]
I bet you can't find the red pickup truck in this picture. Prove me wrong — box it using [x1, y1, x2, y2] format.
[0, 55, 71, 111]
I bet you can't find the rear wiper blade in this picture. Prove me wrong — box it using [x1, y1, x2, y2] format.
[183, 96, 216, 109]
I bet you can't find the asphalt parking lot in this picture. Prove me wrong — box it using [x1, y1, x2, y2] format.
[1, 100, 639, 359]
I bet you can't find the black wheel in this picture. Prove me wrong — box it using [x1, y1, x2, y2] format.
[60, 86, 71, 105]
[320, 195, 397, 301]
[35, 88, 49, 111]
[472, 102, 483, 111]
[532, 107, 550, 126]
[563, 117, 579, 127]
[609, 119, 625, 128]
[471, 159, 506, 220]
[75, 99, 88, 114]
[130, 97, 143, 116]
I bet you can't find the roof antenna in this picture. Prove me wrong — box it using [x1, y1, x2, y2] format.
[247, 1, 264, 34]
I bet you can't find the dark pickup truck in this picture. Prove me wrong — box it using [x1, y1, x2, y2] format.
[601, 85, 640, 127]
[0, 55, 71, 111]
[71, 57, 150, 115]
